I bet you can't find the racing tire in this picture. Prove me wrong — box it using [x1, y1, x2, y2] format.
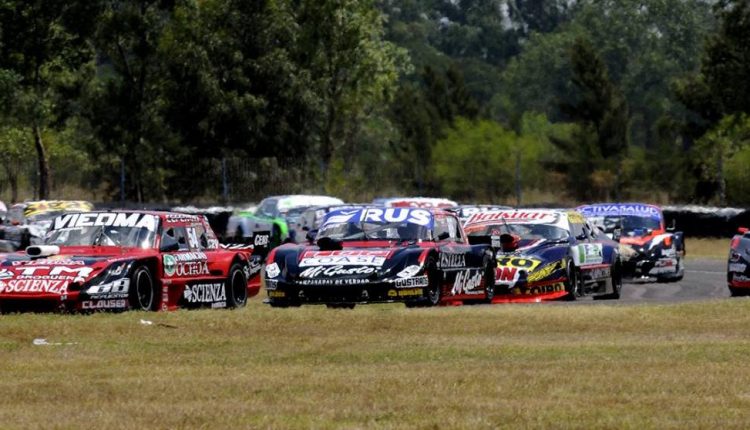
[596, 260, 622, 300]
[129, 265, 156, 311]
[483, 254, 496, 303]
[729, 286, 747, 297]
[225, 263, 248, 308]
[326, 303, 356, 309]
[424, 256, 442, 306]
[563, 261, 580, 301]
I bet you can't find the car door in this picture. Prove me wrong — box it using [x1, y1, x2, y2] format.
[436, 214, 484, 297]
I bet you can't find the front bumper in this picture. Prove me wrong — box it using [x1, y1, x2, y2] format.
[266, 279, 427, 304]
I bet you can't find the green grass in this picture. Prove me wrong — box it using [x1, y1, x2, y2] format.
[2, 298, 750, 429]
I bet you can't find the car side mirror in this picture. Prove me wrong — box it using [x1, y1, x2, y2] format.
[160, 235, 180, 252]
[666, 219, 676, 232]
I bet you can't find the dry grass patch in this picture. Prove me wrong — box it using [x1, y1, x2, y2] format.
[2, 299, 750, 428]
[686, 237, 731, 260]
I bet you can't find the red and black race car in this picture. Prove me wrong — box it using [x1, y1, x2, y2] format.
[0, 211, 262, 312]
[263, 207, 495, 308]
[728, 227, 750, 296]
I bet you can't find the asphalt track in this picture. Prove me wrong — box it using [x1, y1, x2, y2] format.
[588, 258, 728, 304]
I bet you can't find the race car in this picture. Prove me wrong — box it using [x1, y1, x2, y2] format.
[372, 197, 458, 208]
[727, 227, 750, 296]
[577, 203, 684, 282]
[464, 209, 622, 302]
[0, 200, 94, 251]
[264, 207, 495, 308]
[226, 195, 343, 248]
[0, 211, 262, 313]
[451, 205, 513, 225]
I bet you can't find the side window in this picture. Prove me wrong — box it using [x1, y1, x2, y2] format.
[570, 222, 586, 241]
[258, 199, 278, 217]
[434, 217, 450, 241]
[447, 216, 463, 243]
[190, 224, 210, 250]
[163, 227, 190, 251]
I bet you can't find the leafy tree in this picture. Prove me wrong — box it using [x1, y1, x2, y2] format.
[84, 0, 179, 202]
[551, 37, 629, 200]
[295, 0, 409, 175]
[0, 0, 100, 199]
[0, 126, 32, 202]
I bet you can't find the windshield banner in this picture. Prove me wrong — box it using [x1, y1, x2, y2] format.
[52, 212, 159, 232]
[577, 204, 661, 220]
[322, 208, 434, 228]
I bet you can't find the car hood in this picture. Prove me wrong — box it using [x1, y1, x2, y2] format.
[0, 246, 152, 295]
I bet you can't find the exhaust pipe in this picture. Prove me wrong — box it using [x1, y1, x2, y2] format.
[26, 245, 60, 257]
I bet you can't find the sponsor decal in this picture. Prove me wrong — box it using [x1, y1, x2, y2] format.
[394, 276, 428, 288]
[162, 253, 208, 277]
[2, 265, 95, 282]
[265, 279, 279, 290]
[584, 266, 611, 280]
[12, 258, 85, 266]
[526, 262, 559, 283]
[164, 213, 202, 222]
[183, 282, 226, 305]
[86, 279, 129, 299]
[577, 204, 661, 220]
[299, 265, 375, 278]
[299, 250, 389, 267]
[496, 266, 520, 285]
[451, 270, 483, 295]
[575, 244, 604, 266]
[268, 290, 286, 298]
[397, 265, 422, 278]
[466, 210, 559, 226]
[81, 299, 127, 310]
[496, 257, 542, 272]
[322, 208, 434, 228]
[649, 258, 678, 275]
[24, 200, 93, 217]
[297, 278, 369, 286]
[733, 274, 750, 282]
[246, 259, 261, 279]
[266, 262, 281, 278]
[254, 234, 270, 247]
[511, 282, 565, 295]
[0, 279, 67, 294]
[53, 212, 158, 232]
[163, 255, 177, 276]
[0, 269, 13, 280]
[439, 253, 465, 269]
[387, 288, 423, 297]
[729, 263, 747, 273]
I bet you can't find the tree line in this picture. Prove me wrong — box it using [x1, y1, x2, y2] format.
[0, 0, 748, 206]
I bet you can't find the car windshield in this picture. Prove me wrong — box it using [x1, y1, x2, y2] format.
[620, 216, 661, 234]
[43, 213, 159, 248]
[45, 226, 156, 248]
[467, 223, 570, 242]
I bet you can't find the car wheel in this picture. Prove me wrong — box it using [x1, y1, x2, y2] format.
[225, 263, 248, 308]
[425, 256, 442, 306]
[597, 260, 622, 300]
[326, 303, 356, 309]
[129, 265, 156, 311]
[483, 254, 495, 303]
[729, 286, 746, 297]
[563, 260, 580, 301]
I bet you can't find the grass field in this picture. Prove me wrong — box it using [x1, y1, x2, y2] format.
[2, 298, 750, 429]
[685, 237, 730, 260]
